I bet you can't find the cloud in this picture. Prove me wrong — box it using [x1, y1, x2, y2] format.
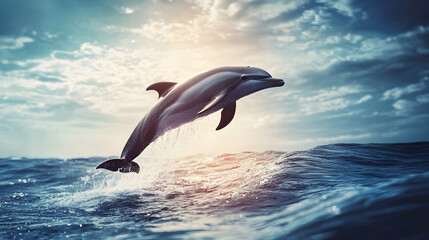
[301, 85, 362, 102]
[120, 7, 134, 14]
[417, 93, 429, 103]
[317, 0, 355, 17]
[297, 25, 429, 101]
[322, 110, 363, 119]
[351, 0, 429, 34]
[389, 25, 429, 40]
[0, 42, 177, 131]
[0, 36, 33, 50]
[106, 0, 311, 45]
[244, 1, 306, 21]
[297, 85, 371, 115]
[301, 98, 351, 115]
[381, 76, 428, 100]
[356, 94, 372, 104]
[392, 99, 415, 116]
[129, 20, 200, 43]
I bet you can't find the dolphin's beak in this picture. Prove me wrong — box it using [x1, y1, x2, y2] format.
[258, 77, 285, 87]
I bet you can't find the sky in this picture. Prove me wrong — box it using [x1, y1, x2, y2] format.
[1, 0, 429, 158]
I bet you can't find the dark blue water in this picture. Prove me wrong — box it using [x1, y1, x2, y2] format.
[1, 142, 428, 239]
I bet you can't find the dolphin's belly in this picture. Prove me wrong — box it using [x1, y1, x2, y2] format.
[155, 102, 206, 138]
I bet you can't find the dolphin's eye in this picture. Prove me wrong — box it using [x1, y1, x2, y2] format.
[241, 76, 248, 81]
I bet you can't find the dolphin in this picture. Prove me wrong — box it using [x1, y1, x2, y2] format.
[96, 66, 284, 173]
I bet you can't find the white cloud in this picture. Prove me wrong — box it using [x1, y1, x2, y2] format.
[0, 43, 177, 127]
[325, 36, 341, 44]
[392, 99, 415, 116]
[273, 90, 301, 100]
[107, 2, 220, 43]
[388, 25, 429, 41]
[302, 98, 351, 115]
[107, 0, 310, 45]
[266, 7, 408, 67]
[193, 0, 307, 22]
[133, 20, 200, 43]
[45, 32, 57, 39]
[0, 36, 34, 50]
[297, 86, 373, 115]
[300, 9, 330, 25]
[358, 38, 401, 56]
[343, 33, 362, 44]
[356, 94, 372, 104]
[339, 26, 429, 62]
[382, 77, 428, 100]
[245, 1, 306, 21]
[301, 85, 362, 102]
[417, 93, 429, 103]
[276, 35, 296, 43]
[317, 0, 355, 17]
[79, 42, 104, 55]
[323, 110, 363, 119]
[121, 7, 134, 14]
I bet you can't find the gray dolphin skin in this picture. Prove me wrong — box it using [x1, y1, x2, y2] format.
[96, 66, 284, 173]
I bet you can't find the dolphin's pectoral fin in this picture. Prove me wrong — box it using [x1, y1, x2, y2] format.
[198, 91, 227, 115]
[119, 161, 140, 173]
[216, 102, 236, 130]
[146, 82, 177, 98]
[96, 159, 140, 173]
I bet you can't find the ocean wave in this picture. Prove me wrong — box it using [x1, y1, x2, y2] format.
[1, 142, 428, 239]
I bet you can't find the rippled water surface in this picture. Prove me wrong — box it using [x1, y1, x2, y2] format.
[1, 142, 429, 239]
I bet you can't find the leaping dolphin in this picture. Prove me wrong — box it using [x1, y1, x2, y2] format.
[96, 66, 284, 173]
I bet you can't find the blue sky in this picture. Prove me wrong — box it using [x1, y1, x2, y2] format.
[1, 0, 429, 158]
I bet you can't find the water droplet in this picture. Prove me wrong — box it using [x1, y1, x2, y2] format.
[331, 205, 340, 214]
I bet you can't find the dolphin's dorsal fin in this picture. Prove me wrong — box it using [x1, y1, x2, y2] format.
[216, 102, 236, 130]
[146, 82, 177, 98]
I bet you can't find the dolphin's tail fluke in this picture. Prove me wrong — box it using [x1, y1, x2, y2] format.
[96, 158, 140, 173]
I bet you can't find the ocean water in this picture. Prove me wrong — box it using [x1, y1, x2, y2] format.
[1, 142, 428, 239]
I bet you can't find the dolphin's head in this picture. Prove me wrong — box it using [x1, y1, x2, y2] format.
[226, 66, 284, 101]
